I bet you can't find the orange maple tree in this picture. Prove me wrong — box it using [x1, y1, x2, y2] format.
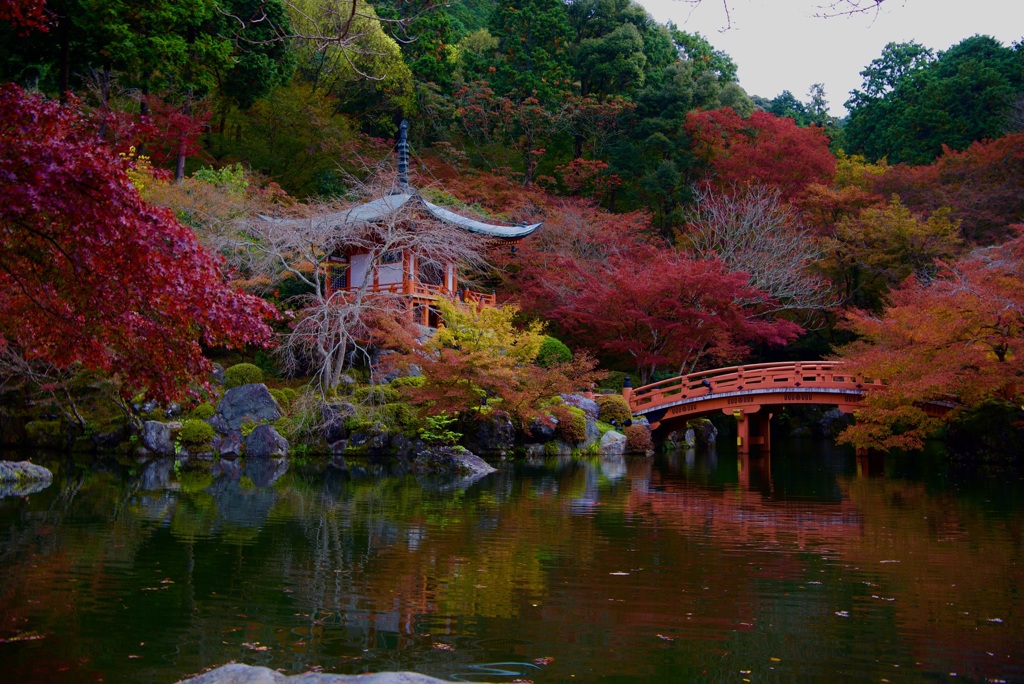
[836, 230, 1024, 450]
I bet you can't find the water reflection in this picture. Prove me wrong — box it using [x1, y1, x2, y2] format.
[0, 443, 1022, 683]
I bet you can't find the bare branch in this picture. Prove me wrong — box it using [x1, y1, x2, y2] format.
[681, 183, 839, 318]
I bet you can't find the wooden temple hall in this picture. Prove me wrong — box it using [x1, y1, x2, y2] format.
[267, 121, 540, 328]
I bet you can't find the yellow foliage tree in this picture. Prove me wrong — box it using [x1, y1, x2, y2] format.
[397, 298, 599, 426]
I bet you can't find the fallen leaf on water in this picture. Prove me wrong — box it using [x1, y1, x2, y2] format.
[242, 642, 269, 651]
[432, 643, 455, 652]
[0, 632, 46, 643]
[656, 634, 674, 641]
[609, 572, 629, 576]
[835, 611, 850, 618]
[770, 657, 781, 662]
[533, 657, 555, 665]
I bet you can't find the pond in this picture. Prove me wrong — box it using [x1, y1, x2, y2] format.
[1, 441, 1022, 683]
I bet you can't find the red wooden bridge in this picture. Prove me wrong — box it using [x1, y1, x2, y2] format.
[622, 361, 947, 453]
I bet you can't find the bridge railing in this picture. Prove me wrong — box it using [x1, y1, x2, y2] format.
[627, 361, 880, 413]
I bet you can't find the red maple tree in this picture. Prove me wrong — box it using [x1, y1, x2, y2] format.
[686, 107, 836, 202]
[0, 0, 47, 33]
[0, 84, 275, 400]
[552, 247, 803, 383]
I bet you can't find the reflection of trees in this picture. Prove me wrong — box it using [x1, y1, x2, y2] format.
[2, 454, 1023, 682]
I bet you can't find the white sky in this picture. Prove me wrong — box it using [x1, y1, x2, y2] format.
[635, 0, 1024, 117]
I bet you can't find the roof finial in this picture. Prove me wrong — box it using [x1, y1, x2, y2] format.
[397, 119, 410, 193]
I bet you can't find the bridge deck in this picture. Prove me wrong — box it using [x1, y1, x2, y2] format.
[624, 361, 888, 435]
[624, 362, 951, 444]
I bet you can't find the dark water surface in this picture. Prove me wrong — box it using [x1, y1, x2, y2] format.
[1, 442, 1022, 683]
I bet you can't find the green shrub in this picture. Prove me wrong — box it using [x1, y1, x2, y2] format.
[274, 393, 323, 444]
[253, 349, 277, 376]
[225, 363, 263, 388]
[189, 403, 216, 420]
[596, 395, 632, 424]
[551, 405, 587, 444]
[353, 384, 400, 404]
[597, 371, 630, 392]
[177, 419, 215, 446]
[420, 412, 461, 446]
[624, 424, 653, 453]
[535, 336, 572, 368]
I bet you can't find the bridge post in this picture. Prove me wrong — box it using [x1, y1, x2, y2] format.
[734, 409, 771, 454]
[734, 410, 750, 453]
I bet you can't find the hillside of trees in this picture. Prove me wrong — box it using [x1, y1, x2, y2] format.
[1, 0, 1023, 452]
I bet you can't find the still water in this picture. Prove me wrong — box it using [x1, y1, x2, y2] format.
[1, 441, 1022, 683]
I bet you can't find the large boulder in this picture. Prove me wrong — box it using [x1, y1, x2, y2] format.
[467, 411, 516, 454]
[560, 394, 600, 421]
[527, 417, 557, 442]
[322, 402, 357, 445]
[245, 425, 289, 459]
[583, 418, 601, 447]
[0, 461, 53, 497]
[215, 384, 282, 432]
[215, 432, 243, 460]
[177, 663, 457, 683]
[599, 430, 627, 456]
[142, 420, 181, 455]
[412, 446, 496, 478]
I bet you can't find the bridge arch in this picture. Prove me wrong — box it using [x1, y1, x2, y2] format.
[623, 362, 884, 452]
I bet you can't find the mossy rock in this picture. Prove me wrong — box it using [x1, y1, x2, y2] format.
[352, 384, 400, 404]
[178, 419, 216, 446]
[377, 402, 417, 432]
[269, 388, 290, 411]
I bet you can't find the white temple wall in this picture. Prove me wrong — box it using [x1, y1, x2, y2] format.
[350, 253, 371, 287]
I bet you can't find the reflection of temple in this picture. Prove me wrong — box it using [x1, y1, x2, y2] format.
[322, 120, 540, 327]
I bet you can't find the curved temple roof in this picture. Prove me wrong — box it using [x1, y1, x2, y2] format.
[259, 121, 541, 240]
[259, 193, 540, 240]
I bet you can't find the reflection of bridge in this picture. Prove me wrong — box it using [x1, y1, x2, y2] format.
[623, 361, 885, 453]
